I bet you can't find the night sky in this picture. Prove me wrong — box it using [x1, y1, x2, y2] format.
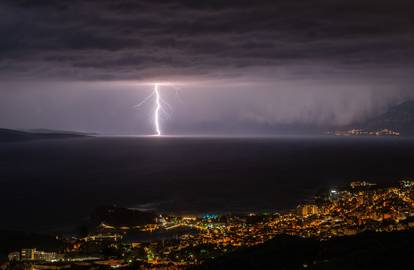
[1, 0, 414, 135]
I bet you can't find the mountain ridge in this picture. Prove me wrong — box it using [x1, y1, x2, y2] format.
[362, 100, 414, 135]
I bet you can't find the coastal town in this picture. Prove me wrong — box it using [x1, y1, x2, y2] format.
[334, 128, 400, 136]
[4, 179, 414, 270]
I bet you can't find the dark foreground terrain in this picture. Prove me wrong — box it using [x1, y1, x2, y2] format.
[192, 230, 414, 270]
[2, 230, 412, 269]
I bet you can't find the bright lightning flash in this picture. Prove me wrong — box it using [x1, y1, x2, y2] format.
[154, 83, 161, 136]
[134, 82, 179, 136]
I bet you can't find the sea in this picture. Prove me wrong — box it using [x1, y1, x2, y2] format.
[1, 136, 414, 233]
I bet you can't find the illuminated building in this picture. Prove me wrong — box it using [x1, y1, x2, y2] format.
[13, 249, 62, 262]
[350, 181, 375, 188]
[20, 249, 35, 261]
[297, 204, 319, 217]
[401, 180, 414, 188]
[34, 250, 61, 261]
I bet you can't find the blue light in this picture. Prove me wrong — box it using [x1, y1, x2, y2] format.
[202, 214, 219, 220]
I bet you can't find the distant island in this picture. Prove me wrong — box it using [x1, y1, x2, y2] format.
[0, 128, 92, 142]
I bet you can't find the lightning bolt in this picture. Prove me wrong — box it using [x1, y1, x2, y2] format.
[134, 82, 180, 136]
[154, 83, 161, 136]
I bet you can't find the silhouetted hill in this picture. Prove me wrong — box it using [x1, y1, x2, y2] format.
[0, 128, 89, 142]
[192, 230, 414, 270]
[91, 206, 157, 227]
[364, 101, 414, 135]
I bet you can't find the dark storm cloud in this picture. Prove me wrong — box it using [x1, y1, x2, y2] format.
[1, 0, 414, 134]
[1, 0, 414, 80]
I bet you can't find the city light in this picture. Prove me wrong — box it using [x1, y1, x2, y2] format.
[8, 179, 414, 269]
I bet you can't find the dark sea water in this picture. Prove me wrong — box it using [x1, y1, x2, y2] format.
[1, 136, 414, 232]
